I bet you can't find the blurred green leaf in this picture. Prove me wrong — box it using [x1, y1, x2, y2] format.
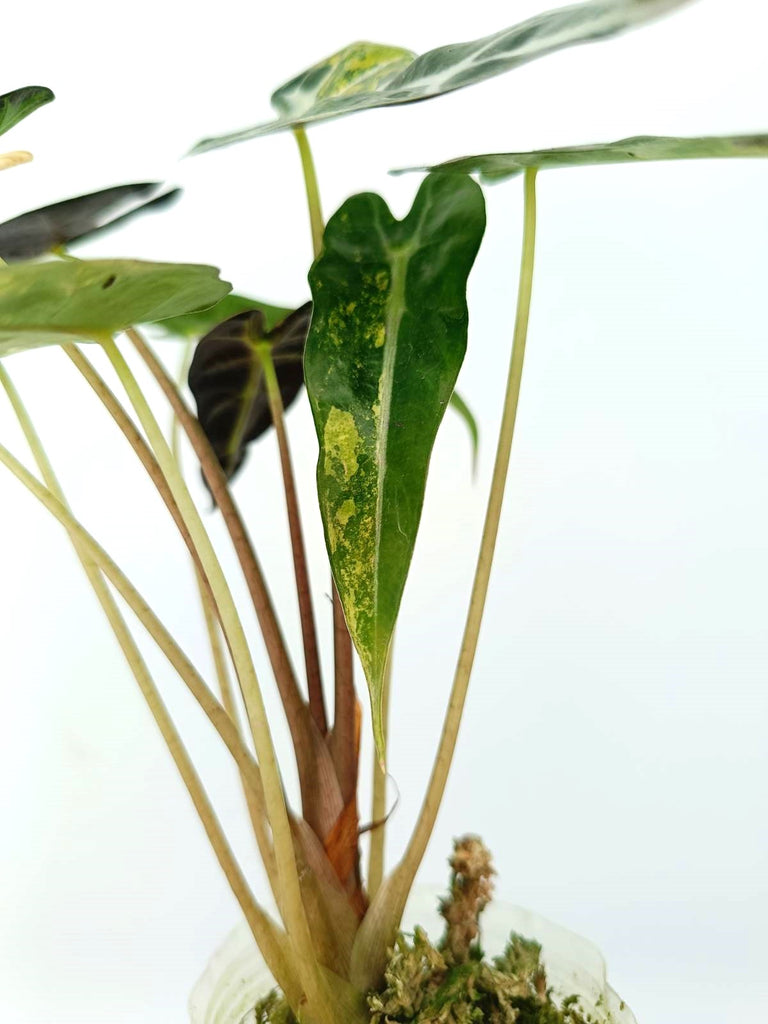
[449, 390, 479, 475]
[0, 86, 54, 139]
[0, 259, 231, 355]
[155, 294, 293, 340]
[271, 42, 415, 122]
[403, 132, 768, 181]
[305, 174, 486, 758]
[0, 183, 181, 262]
[191, 0, 692, 152]
[188, 302, 311, 479]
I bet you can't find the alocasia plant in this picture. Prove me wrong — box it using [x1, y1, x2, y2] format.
[0, 1, 764, 1021]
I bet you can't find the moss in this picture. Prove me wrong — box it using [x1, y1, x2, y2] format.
[367, 926, 593, 1024]
[367, 838, 594, 1024]
[249, 838, 599, 1023]
[251, 989, 297, 1024]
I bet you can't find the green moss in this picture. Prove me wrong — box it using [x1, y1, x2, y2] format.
[248, 930, 594, 1024]
[367, 929, 593, 1024]
[250, 839, 601, 1023]
[251, 989, 297, 1023]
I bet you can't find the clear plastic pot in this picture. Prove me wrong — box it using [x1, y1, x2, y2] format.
[189, 887, 636, 1024]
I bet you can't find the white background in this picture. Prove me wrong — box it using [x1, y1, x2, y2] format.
[1, 1, 766, 1021]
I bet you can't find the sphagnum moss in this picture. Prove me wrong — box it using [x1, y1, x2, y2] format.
[254, 839, 595, 1024]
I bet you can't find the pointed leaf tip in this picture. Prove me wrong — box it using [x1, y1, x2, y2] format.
[0, 182, 181, 262]
[449, 390, 479, 477]
[0, 86, 54, 140]
[405, 132, 768, 182]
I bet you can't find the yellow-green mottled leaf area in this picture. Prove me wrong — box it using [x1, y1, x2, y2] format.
[191, 0, 692, 153]
[305, 173, 486, 758]
[403, 132, 768, 182]
[0, 259, 231, 355]
[0, 86, 54, 139]
[271, 42, 415, 121]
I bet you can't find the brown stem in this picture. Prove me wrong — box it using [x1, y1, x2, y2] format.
[64, 348, 276, 851]
[64, 345, 204, 579]
[99, 336, 333, 1019]
[257, 343, 327, 735]
[65, 344, 282, 892]
[124, 329, 333, 830]
[126, 330, 303, 707]
[194, 562, 277, 883]
[330, 582, 357, 804]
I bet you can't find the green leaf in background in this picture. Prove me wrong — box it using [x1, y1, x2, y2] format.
[0, 259, 231, 355]
[154, 293, 293, 340]
[305, 174, 486, 758]
[191, 0, 692, 153]
[0, 182, 181, 262]
[271, 42, 415, 122]
[402, 132, 768, 182]
[188, 302, 311, 479]
[449, 391, 479, 475]
[0, 86, 54, 139]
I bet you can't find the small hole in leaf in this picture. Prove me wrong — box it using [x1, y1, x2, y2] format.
[102, 275, 117, 289]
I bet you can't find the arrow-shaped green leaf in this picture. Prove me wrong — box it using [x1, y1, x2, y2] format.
[0, 259, 231, 355]
[0, 86, 54, 139]
[191, 0, 692, 153]
[305, 174, 486, 758]
[401, 132, 768, 181]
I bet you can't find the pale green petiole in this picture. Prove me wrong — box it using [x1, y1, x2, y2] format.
[293, 125, 324, 260]
[101, 333, 335, 1024]
[0, 366, 302, 1006]
[352, 168, 539, 990]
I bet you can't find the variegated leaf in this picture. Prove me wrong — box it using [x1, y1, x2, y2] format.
[304, 174, 486, 758]
[191, 0, 693, 153]
[402, 132, 768, 181]
[271, 42, 415, 122]
[178, 293, 478, 474]
[0, 259, 230, 354]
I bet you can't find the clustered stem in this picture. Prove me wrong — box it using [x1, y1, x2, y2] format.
[101, 334, 334, 1023]
[257, 341, 327, 736]
[0, 365, 301, 1003]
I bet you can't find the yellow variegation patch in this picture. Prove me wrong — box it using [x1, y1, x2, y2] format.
[305, 174, 486, 759]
